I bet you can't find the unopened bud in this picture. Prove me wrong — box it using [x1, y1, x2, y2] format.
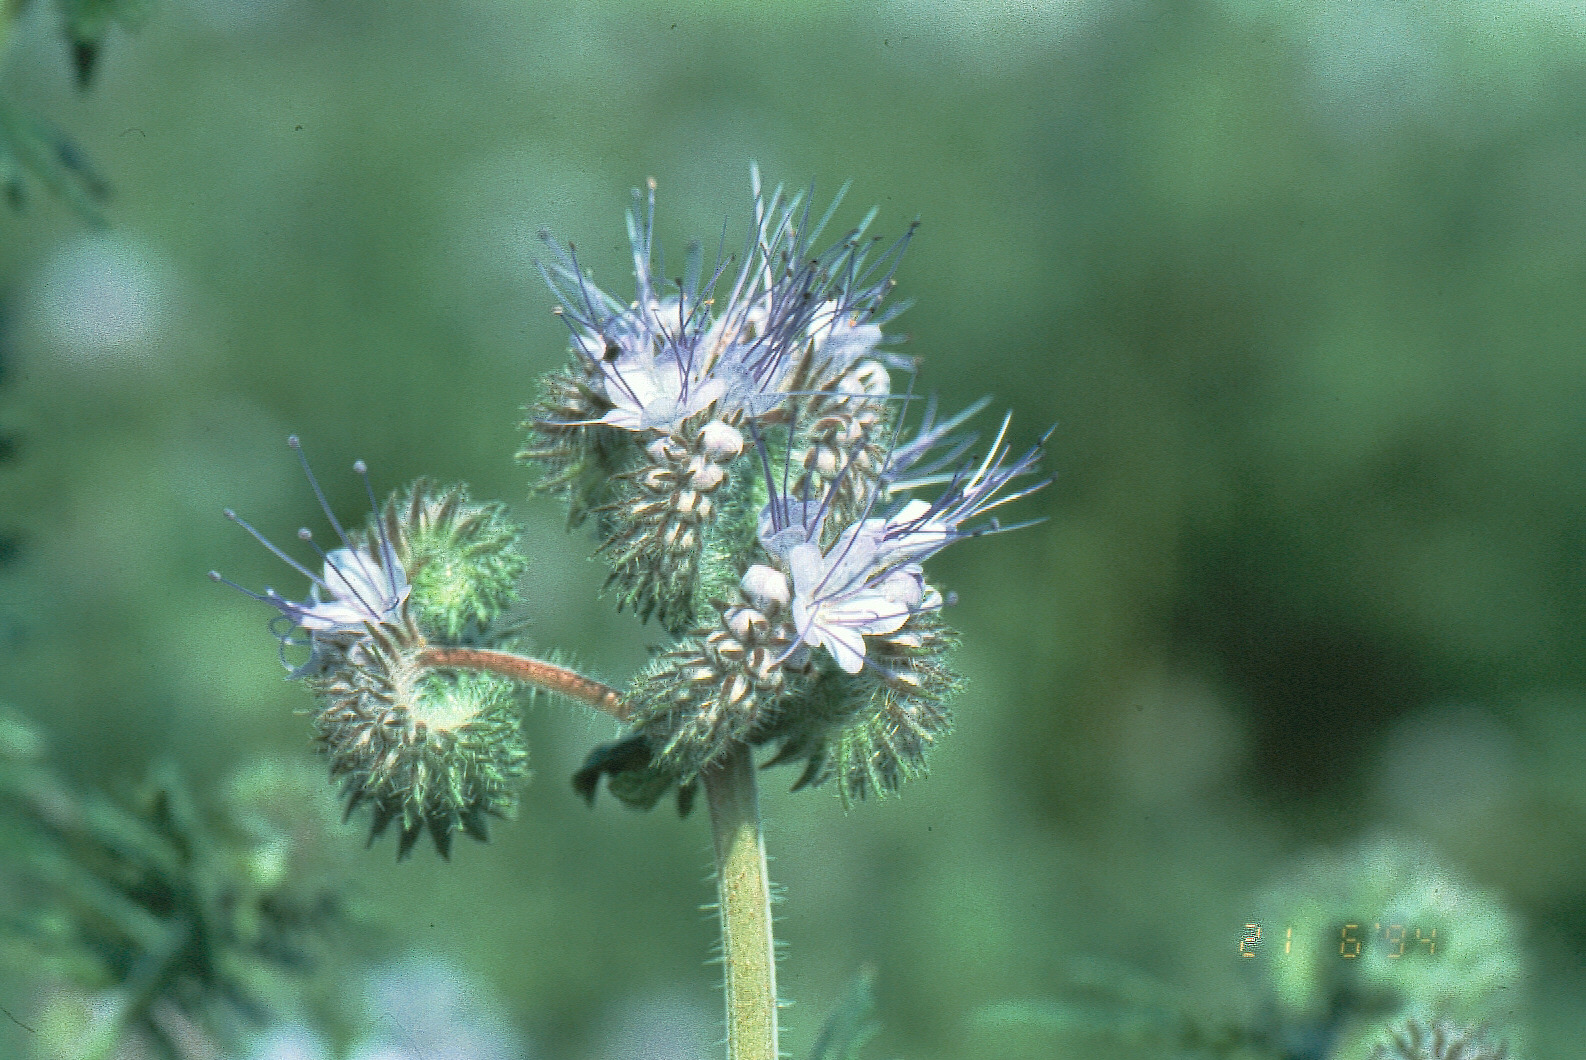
[698, 420, 744, 462]
[844, 360, 890, 399]
[740, 565, 790, 613]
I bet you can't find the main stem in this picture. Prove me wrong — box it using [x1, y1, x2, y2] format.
[426, 646, 780, 1060]
[703, 744, 779, 1060]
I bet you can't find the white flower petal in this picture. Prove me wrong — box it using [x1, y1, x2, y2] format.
[818, 623, 870, 674]
[824, 593, 911, 637]
[787, 543, 826, 599]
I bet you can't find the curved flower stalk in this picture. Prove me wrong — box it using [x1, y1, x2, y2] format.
[586, 402, 1049, 805]
[519, 169, 915, 632]
[213, 438, 536, 859]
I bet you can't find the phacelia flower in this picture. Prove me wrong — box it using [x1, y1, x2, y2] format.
[534, 170, 908, 436]
[213, 437, 408, 672]
[767, 411, 1048, 676]
[214, 438, 532, 858]
[520, 169, 914, 632]
[596, 401, 1050, 802]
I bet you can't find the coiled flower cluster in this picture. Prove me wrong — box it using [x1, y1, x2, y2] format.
[596, 412, 1041, 804]
[214, 440, 532, 859]
[520, 170, 914, 633]
[216, 173, 1049, 862]
[531, 173, 1051, 807]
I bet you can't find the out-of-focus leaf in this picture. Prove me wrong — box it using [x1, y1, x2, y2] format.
[808, 966, 881, 1060]
[0, 97, 108, 225]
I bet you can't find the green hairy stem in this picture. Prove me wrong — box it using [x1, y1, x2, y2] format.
[431, 646, 780, 1059]
[704, 744, 779, 1060]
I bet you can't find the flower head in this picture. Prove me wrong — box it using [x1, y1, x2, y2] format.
[535, 168, 911, 435]
[212, 437, 408, 671]
[603, 398, 1050, 802]
[213, 439, 533, 858]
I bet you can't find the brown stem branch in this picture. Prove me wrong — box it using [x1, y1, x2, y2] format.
[416, 646, 627, 720]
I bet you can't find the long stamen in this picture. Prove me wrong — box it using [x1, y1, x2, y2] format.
[964, 412, 1013, 496]
[288, 436, 357, 555]
[207, 569, 276, 605]
[747, 418, 783, 531]
[223, 509, 328, 590]
[354, 459, 400, 600]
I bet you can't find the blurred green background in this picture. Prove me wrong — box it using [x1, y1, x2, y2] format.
[3, 0, 1586, 1057]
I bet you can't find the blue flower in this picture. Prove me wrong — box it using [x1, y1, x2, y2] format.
[212, 438, 407, 667]
[755, 409, 1049, 674]
[537, 169, 910, 434]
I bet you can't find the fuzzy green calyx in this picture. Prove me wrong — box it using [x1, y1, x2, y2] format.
[624, 589, 798, 780]
[517, 364, 634, 529]
[589, 603, 961, 808]
[308, 617, 529, 859]
[764, 612, 960, 804]
[374, 480, 529, 641]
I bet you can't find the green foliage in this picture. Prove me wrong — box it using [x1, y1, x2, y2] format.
[0, 705, 351, 1060]
[0, 0, 149, 221]
[809, 967, 882, 1060]
[53, 0, 151, 86]
[0, 98, 107, 224]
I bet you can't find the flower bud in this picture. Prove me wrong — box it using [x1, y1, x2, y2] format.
[698, 419, 745, 462]
[387, 481, 530, 641]
[844, 360, 891, 399]
[740, 565, 790, 614]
